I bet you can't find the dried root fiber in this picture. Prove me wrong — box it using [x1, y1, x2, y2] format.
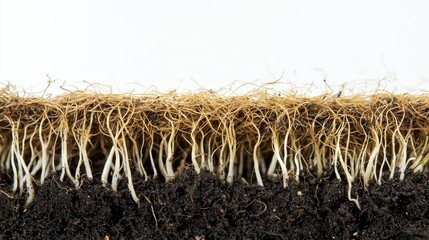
[1, 90, 429, 208]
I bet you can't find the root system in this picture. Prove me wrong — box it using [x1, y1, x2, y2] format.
[1, 90, 428, 207]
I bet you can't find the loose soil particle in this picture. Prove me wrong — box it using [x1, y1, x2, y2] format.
[0, 170, 428, 240]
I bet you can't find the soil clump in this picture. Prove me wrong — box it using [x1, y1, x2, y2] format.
[0, 169, 428, 239]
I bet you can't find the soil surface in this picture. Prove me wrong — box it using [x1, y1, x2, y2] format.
[0, 170, 428, 240]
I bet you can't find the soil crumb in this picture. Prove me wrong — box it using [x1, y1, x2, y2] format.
[1, 170, 428, 240]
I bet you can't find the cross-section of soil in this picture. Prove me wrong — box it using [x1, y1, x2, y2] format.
[1, 170, 428, 240]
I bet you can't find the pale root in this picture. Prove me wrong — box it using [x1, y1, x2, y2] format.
[0, 91, 428, 208]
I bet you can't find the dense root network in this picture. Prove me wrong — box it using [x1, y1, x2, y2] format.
[0, 90, 429, 207]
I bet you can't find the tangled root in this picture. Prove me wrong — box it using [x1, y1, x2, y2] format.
[1, 90, 428, 208]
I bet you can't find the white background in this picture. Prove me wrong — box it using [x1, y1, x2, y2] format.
[1, 0, 429, 96]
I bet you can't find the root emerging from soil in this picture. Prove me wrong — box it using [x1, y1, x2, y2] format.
[0, 90, 428, 207]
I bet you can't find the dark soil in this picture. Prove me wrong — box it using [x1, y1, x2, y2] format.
[0, 170, 428, 240]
